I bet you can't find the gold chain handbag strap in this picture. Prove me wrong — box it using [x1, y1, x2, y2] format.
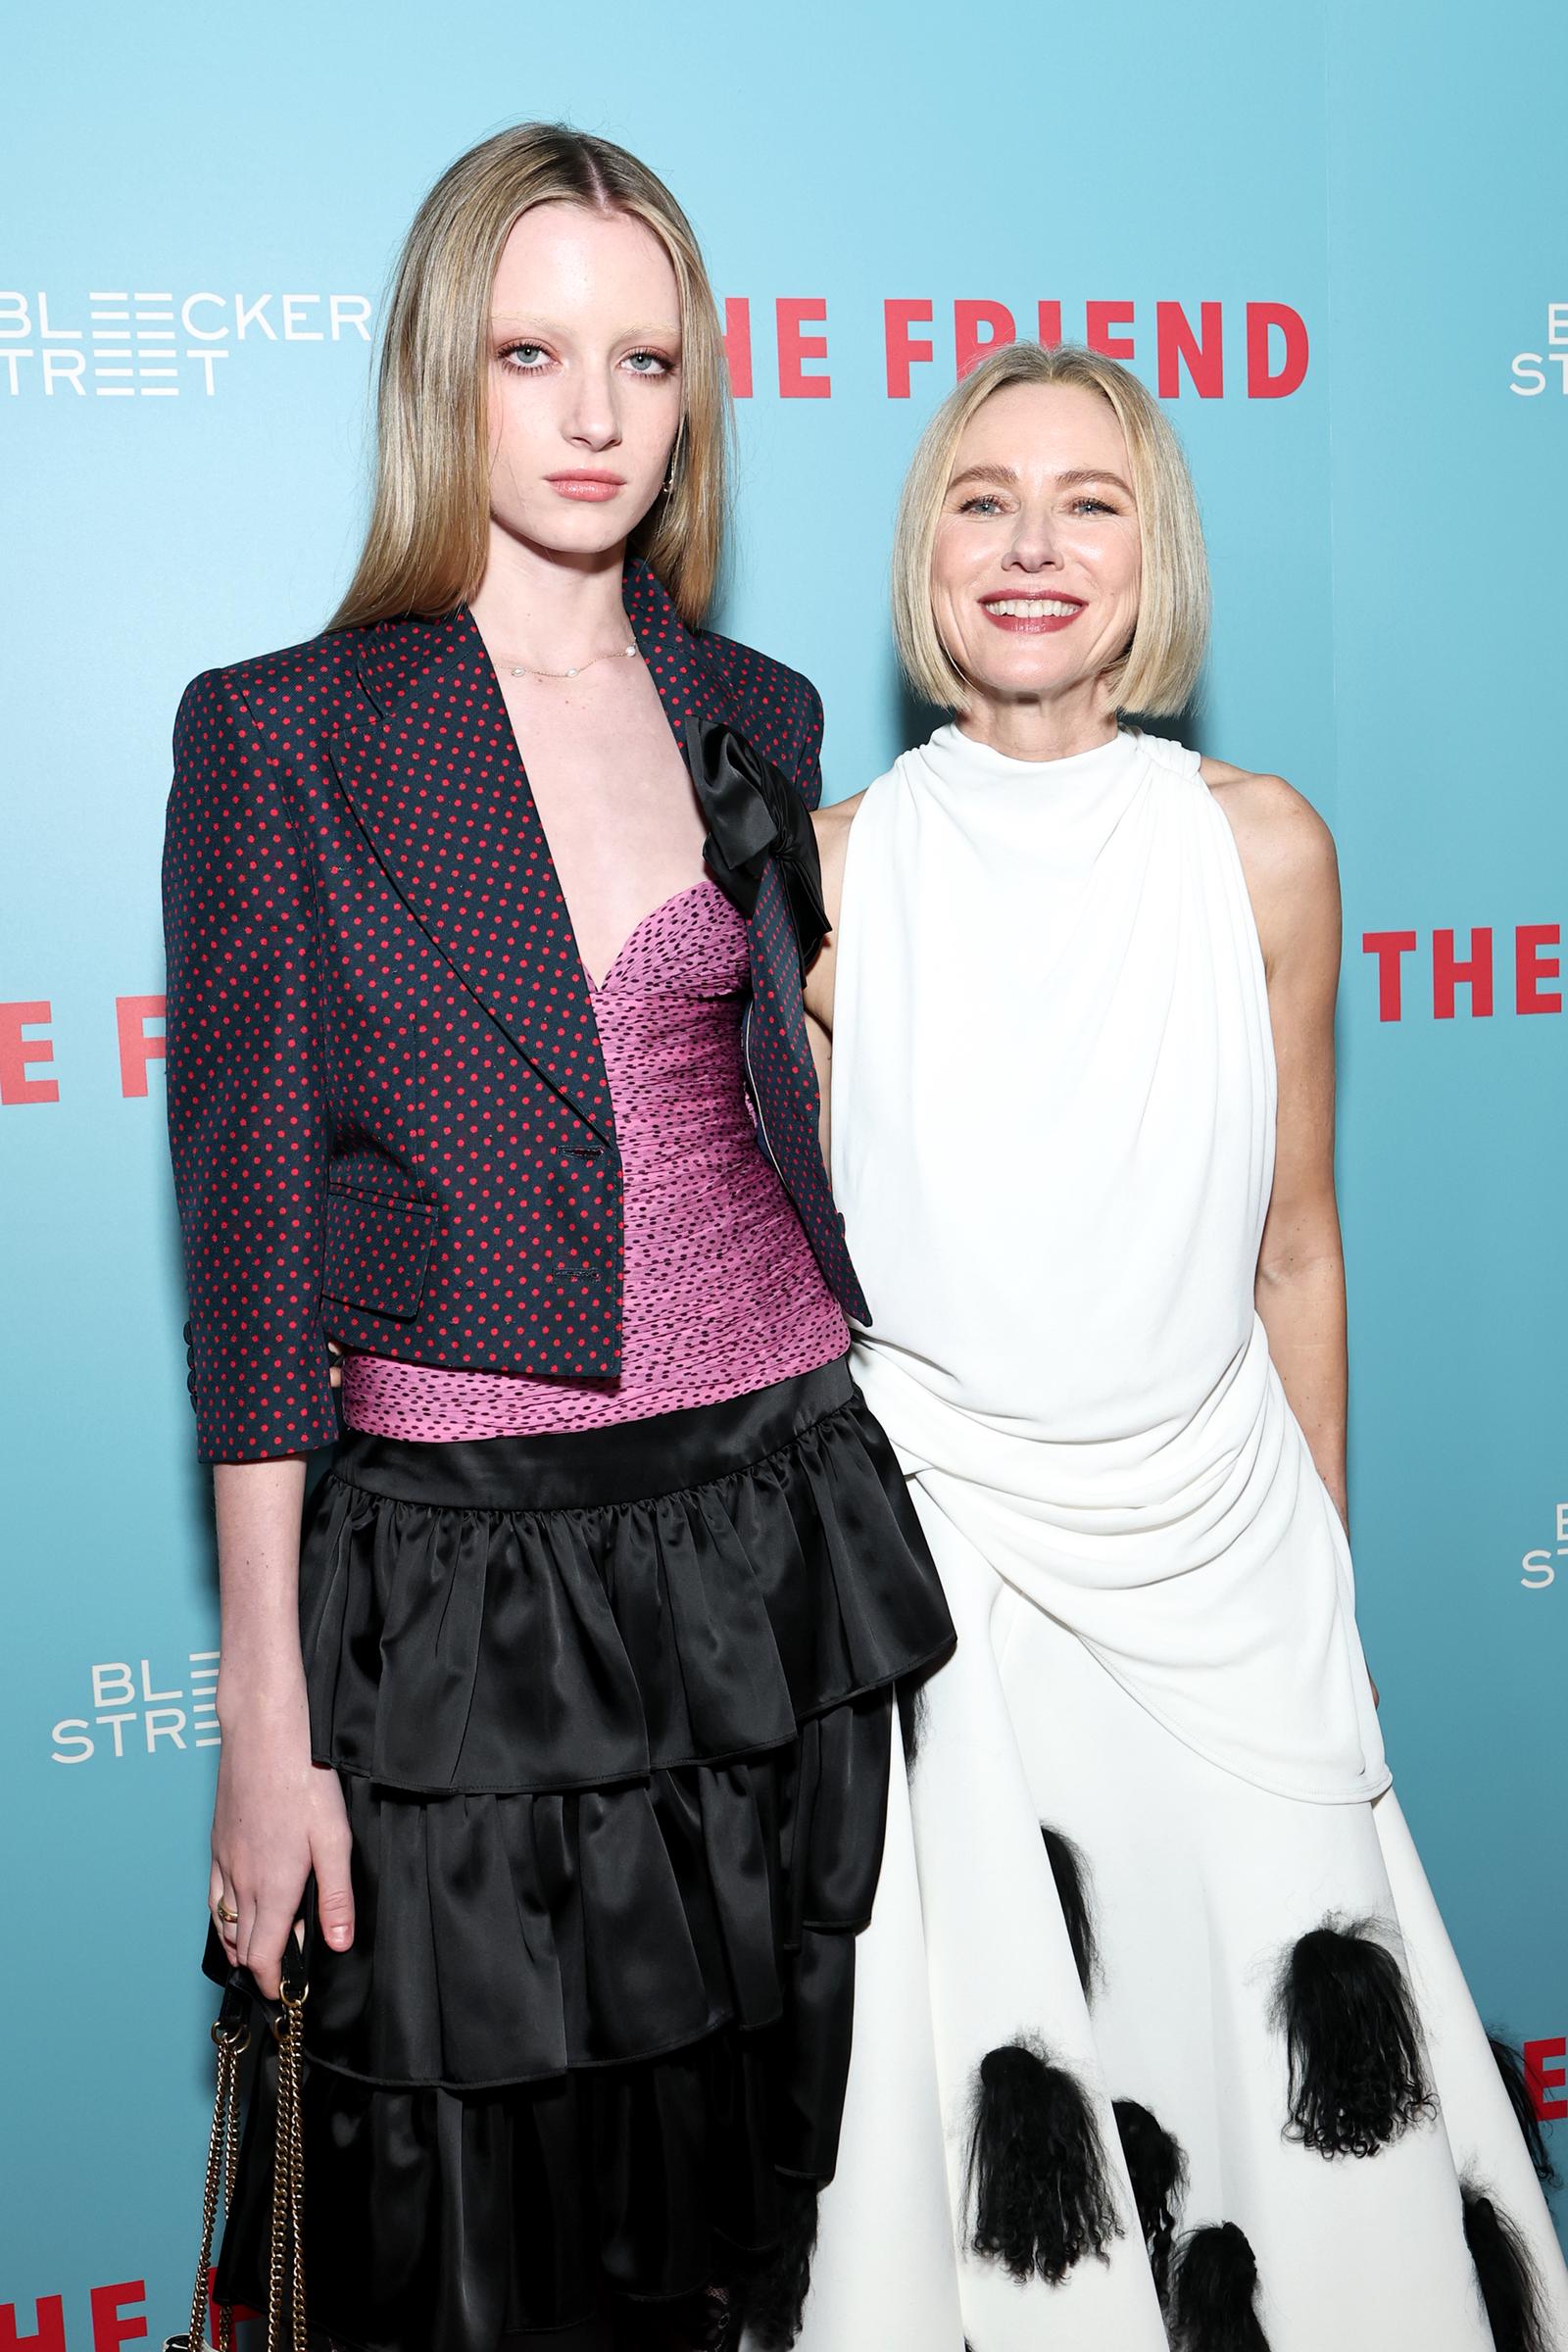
[166, 1937, 309, 2352]
[268, 1962, 309, 2352]
[167, 1984, 249, 2352]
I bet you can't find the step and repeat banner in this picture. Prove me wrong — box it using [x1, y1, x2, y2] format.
[3, 0, 1564, 2339]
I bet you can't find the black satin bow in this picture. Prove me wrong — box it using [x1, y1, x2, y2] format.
[683, 716, 830, 977]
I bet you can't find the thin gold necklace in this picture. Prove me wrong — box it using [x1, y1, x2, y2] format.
[501, 641, 640, 682]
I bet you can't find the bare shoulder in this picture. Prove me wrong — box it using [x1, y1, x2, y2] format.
[1200, 757, 1337, 898]
[1200, 757, 1338, 972]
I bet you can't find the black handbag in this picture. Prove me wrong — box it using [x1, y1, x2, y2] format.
[165, 1933, 309, 2352]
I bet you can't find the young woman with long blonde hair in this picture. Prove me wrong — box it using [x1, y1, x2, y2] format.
[163, 122, 952, 2352]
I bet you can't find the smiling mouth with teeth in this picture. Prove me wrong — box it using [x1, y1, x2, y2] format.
[980, 595, 1085, 631]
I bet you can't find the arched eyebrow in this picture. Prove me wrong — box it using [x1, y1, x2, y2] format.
[947, 463, 1017, 493]
[1055, 466, 1135, 496]
[946, 462, 1135, 498]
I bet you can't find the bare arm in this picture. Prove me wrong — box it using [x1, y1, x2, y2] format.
[1206, 764, 1348, 1528]
[210, 1459, 355, 1996]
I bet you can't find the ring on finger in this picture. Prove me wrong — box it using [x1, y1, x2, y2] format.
[215, 1897, 239, 1925]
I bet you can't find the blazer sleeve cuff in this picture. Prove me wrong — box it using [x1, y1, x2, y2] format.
[189, 1340, 340, 1464]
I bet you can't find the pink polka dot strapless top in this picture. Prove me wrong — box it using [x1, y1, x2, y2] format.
[341, 879, 850, 1440]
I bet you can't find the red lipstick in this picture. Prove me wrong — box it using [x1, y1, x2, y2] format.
[980, 593, 1085, 634]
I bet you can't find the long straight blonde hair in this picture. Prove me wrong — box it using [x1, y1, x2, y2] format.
[330, 123, 731, 632]
[892, 341, 1210, 718]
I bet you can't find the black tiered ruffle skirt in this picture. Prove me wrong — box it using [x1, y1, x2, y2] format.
[206, 1357, 955, 2352]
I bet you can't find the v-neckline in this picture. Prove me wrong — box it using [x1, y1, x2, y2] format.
[459, 591, 727, 1010]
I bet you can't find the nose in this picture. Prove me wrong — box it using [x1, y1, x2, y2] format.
[563, 361, 622, 453]
[1001, 504, 1064, 574]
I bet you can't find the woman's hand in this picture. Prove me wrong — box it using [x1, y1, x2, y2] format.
[208, 1455, 353, 1998]
[210, 1672, 355, 1999]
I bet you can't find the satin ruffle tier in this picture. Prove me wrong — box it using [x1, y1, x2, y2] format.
[205, 1359, 955, 2349]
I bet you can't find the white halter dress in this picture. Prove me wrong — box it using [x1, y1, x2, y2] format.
[789, 726, 1567, 2352]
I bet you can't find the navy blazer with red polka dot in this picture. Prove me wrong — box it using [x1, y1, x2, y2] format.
[163, 559, 867, 1464]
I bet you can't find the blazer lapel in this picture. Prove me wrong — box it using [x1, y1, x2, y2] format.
[624, 559, 729, 743]
[326, 608, 614, 1143]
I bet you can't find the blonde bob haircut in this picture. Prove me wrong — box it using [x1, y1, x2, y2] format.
[331, 122, 730, 633]
[892, 341, 1209, 718]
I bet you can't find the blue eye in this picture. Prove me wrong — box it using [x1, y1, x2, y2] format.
[1071, 495, 1117, 515]
[622, 349, 674, 375]
[499, 341, 550, 371]
[959, 493, 1004, 515]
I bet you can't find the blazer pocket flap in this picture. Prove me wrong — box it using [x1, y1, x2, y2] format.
[321, 1187, 438, 1322]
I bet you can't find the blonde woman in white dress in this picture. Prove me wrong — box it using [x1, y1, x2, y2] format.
[782, 343, 1567, 2352]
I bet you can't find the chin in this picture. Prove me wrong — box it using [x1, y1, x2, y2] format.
[969, 658, 1084, 701]
[504, 504, 642, 560]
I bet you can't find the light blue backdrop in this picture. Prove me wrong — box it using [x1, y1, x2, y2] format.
[3, 0, 1564, 2338]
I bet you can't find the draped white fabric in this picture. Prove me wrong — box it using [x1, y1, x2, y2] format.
[831, 725, 1385, 1805]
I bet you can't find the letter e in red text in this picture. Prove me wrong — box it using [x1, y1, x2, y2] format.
[1086, 302, 1135, 360]
[1525, 2036, 1568, 2122]
[1515, 924, 1562, 1014]
[0, 1002, 58, 1104]
[776, 299, 830, 399]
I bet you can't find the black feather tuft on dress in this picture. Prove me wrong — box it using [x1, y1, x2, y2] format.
[1461, 2184, 1549, 2352]
[742, 2180, 820, 2350]
[1269, 1916, 1434, 2157]
[1041, 1825, 1100, 1997]
[965, 2041, 1120, 2284]
[1167, 2221, 1272, 2351]
[1488, 2034, 1561, 2190]
[1112, 2097, 1189, 2307]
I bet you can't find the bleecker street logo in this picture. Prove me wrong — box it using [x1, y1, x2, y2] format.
[1521, 1504, 1568, 1591]
[50, 1651, 220, 1759]
[1509, 303, 1568, 396]
[0, 287, 373, 396]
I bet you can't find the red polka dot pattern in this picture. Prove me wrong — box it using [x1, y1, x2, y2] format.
[162, 560, 867, 1465]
